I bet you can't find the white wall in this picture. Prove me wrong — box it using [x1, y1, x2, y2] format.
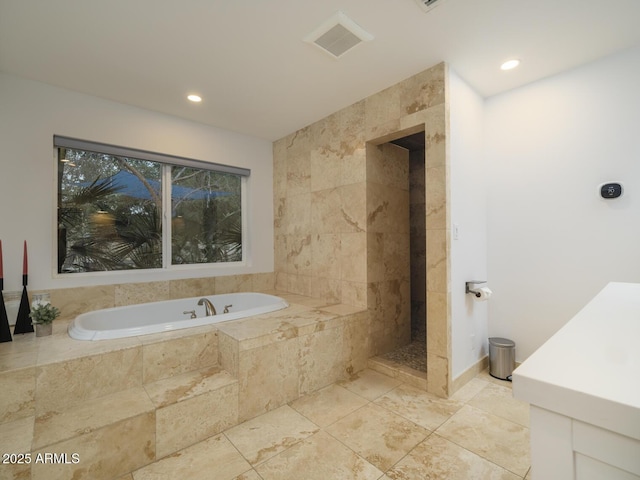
[449, 69, 488, 379]
[485, 46, 640, 361]
[0, 73, 274, 292]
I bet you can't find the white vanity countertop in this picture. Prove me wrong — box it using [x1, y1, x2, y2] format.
[512, 282, 640, 440]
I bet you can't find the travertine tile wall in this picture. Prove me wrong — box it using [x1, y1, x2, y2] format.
[365, 142, 411, 356]
[273, 99, 368, 306]
[410, 148, 427, 342]
[273, 63, 451, 396]
[36, 273, 275, 322]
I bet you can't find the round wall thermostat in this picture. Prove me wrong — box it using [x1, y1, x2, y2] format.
[599, 182, 623, 199]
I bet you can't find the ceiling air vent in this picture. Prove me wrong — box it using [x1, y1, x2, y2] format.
[304, 11, 373, 59]
[415, 0, 449, 13]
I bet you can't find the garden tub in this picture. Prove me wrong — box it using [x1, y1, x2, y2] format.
[68, 292, 289, 340]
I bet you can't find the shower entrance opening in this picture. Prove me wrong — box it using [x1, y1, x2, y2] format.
[376, 131, 427, 375]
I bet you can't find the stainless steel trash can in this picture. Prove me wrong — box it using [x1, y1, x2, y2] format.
[489, 337, 515, 380]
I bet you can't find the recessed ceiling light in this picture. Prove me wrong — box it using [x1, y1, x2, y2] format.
[187, 94, 202, 103]
[500, 59, 520, 71]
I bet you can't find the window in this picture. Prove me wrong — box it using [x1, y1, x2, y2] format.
[55, 136, 248, 274]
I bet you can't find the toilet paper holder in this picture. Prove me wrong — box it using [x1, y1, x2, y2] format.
[465, 281, 486, 297]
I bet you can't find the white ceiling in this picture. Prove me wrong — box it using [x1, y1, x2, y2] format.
[1, 0, 639, 141]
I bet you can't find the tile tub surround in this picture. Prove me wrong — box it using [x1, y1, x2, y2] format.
[0, 292, 369, 480]
[274, 62, 451, 397]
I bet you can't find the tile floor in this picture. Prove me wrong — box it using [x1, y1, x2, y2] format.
[123, 369, 531, 480]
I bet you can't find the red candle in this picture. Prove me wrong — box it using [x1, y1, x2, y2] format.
[23, 240, 28, 276]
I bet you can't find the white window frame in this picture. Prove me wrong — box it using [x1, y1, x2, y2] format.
[54, 136, 250, 277]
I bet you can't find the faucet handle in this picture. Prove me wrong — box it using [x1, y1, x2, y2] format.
[223, 304, 233, 314]
[183, 310, 197, 319]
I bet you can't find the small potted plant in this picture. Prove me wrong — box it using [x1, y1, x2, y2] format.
[30, 303, 61, 337]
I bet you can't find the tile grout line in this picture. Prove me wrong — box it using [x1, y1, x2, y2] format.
[432, 403, 531, 478]
[221, 430, 265, 480]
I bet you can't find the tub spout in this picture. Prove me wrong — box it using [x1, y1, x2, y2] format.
[197, 298, 217, 316]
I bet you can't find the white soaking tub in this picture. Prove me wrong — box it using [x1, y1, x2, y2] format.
[68, 292, 288, 340]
